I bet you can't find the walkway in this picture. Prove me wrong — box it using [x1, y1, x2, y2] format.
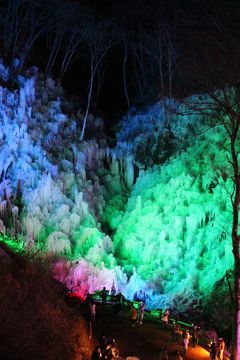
[84, 304, 210, 360]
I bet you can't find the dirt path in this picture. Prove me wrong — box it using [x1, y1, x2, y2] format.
[84, 303, 210, 360]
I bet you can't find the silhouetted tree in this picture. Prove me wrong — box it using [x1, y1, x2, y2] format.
[180, 3, 240, 357]
[80, 19, 117, 140]
[0, 0, 53, 73]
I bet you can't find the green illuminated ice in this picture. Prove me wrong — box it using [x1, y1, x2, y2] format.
[111, 123, 234, 308]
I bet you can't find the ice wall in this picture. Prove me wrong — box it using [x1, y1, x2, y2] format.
[112, 110, 234, 309]
[0, 60, 235, 311]
[0, 61, 134, 300]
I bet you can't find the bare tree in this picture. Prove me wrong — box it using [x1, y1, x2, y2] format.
[58, 6, 91, 78]
[184, 87, 240, 359]
[0, 0, 53, 72]
[122, 42, 130, 108]
[80, 20, 116, 141]
[141, 22, 178, 127]
[59, 25, 86, 78]
[0, 0, 90, 80]
[45, 25, 65, 76]
[179, 4, 240, 357]
[91, 59, 107, 113]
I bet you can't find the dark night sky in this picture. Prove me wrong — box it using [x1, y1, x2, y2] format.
[2, 0, 240, 130]
[62, 46, 128, 126]
[61, 0, 240, 122]
[60, 0, 193, 123]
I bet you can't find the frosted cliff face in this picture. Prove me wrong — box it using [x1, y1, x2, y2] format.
[112, 104, 234, 309]
[0, 62, 135, 302]
[0, 61, 234, 311]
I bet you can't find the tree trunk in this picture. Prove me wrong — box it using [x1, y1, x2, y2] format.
[80, 63, 94, 141]
[232, 266, 240, 359]
[123, 48, 130, 108]
[230, 121, 240, 360]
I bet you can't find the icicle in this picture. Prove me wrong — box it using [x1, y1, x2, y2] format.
[11, 206, 18, 217]
[47, 231, 72, 255]
[0, 59, 9, 82]
[24, 215, 42, 240]
[0, 86, 3, 105]
[136, 195, 142, 216]
[25, 77, 36, 106]
[110, 151, 119, 176]
[0, 219, 6, 234]
[0, 200, 7, 217]
[19, 87, 26, 109]
[124, 155, 134, 189]
[105, 147, 110, 168]
[17, 88, 26, 121]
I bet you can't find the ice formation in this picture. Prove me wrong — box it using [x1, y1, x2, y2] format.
[114, 131, 233, 308]
[0, 60, 235, 311]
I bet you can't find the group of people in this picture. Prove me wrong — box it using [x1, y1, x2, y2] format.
[88, 289, 125, 325]
[130, 302, 145, 327]
[210, 338, 226, 360]
[91, 336, 119, 360]
[174, 323, 226, 360]
[173, 321, 201, 351]
[161, 308, 170, 326]
[130, 304, 170, 328]
[159, 348, 183, 360]
[89, 292, 226, 360]
[169, 326, 191, 357]
[91, 335, 141, 360]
